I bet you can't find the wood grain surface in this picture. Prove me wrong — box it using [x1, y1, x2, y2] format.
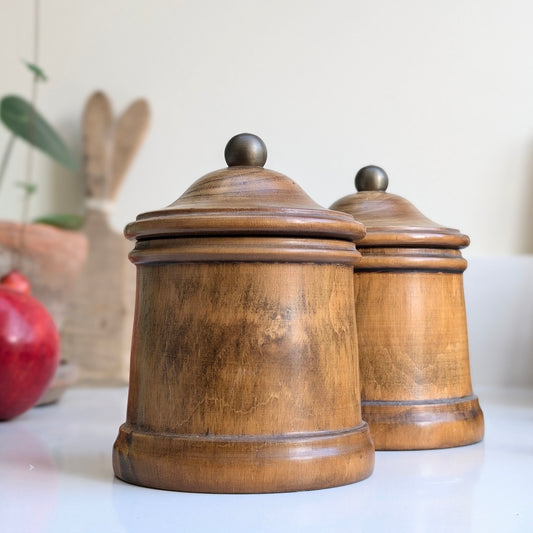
[355, 271, 484, 449]
[114, 261, 374, 492]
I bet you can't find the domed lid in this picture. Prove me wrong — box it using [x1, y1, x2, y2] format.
[330, 165, 469, 248]
[126, 133, 364, 243]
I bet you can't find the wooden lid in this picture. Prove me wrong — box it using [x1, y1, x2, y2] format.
[126, 133, 364, 243]
[330, 165, 469, 249]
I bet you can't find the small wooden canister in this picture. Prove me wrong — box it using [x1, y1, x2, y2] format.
[113, 134, 374, 492]
[330, 165, 484, 450]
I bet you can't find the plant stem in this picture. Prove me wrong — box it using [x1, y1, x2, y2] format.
[0, 135, 16, 193]
[16, 0, 40, 270]
[21, 0, 40, 226]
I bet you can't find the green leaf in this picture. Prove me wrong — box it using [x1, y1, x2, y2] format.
[0, 95, 79, 171]
[16, 181, 38, 195]
[32, 213, 85, 230]
[23, 60, 48, 82]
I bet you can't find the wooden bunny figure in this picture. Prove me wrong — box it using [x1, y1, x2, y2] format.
[61, 91, 150, 384]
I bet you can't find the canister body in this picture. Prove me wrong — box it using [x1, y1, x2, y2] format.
[354, 247, 484, 450]
[113, 237, 374, 492]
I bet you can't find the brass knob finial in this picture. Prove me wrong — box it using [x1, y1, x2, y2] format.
[355, 165, 389, 192]
[224, 133, 267, 167]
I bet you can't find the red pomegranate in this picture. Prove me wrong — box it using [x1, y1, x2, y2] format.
[0, 271, 60, 421]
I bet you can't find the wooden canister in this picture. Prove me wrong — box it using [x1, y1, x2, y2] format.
[113, 134, 374, 492]
[330, 165, 484, 450]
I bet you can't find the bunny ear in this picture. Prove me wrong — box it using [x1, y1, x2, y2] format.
[110, 98, 150, 201]
[83, 91, 114, 199]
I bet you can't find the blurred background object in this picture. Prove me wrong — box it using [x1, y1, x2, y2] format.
[61, 91, 149, 384]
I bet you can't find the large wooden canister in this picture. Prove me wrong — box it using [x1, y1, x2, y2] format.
[113, 134, 374, 493]
[330, 165, 484, 450]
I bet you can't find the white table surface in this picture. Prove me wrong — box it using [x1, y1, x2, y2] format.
[1, 386, 532, 533]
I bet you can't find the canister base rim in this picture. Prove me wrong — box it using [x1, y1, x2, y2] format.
[113, 423, 375, 493]
[362, 395, 484, 450]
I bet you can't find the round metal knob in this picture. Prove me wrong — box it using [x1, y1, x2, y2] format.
[355, 165, 389, 192]
[224, 133, 267, 167]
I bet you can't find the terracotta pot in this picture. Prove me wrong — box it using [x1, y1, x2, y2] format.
[0, 221, 88, 329]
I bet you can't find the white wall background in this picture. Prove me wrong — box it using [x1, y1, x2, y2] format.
[465, 256, 533, 389]
[1, 0, 533, 254]
[0, 1, 531, 388]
